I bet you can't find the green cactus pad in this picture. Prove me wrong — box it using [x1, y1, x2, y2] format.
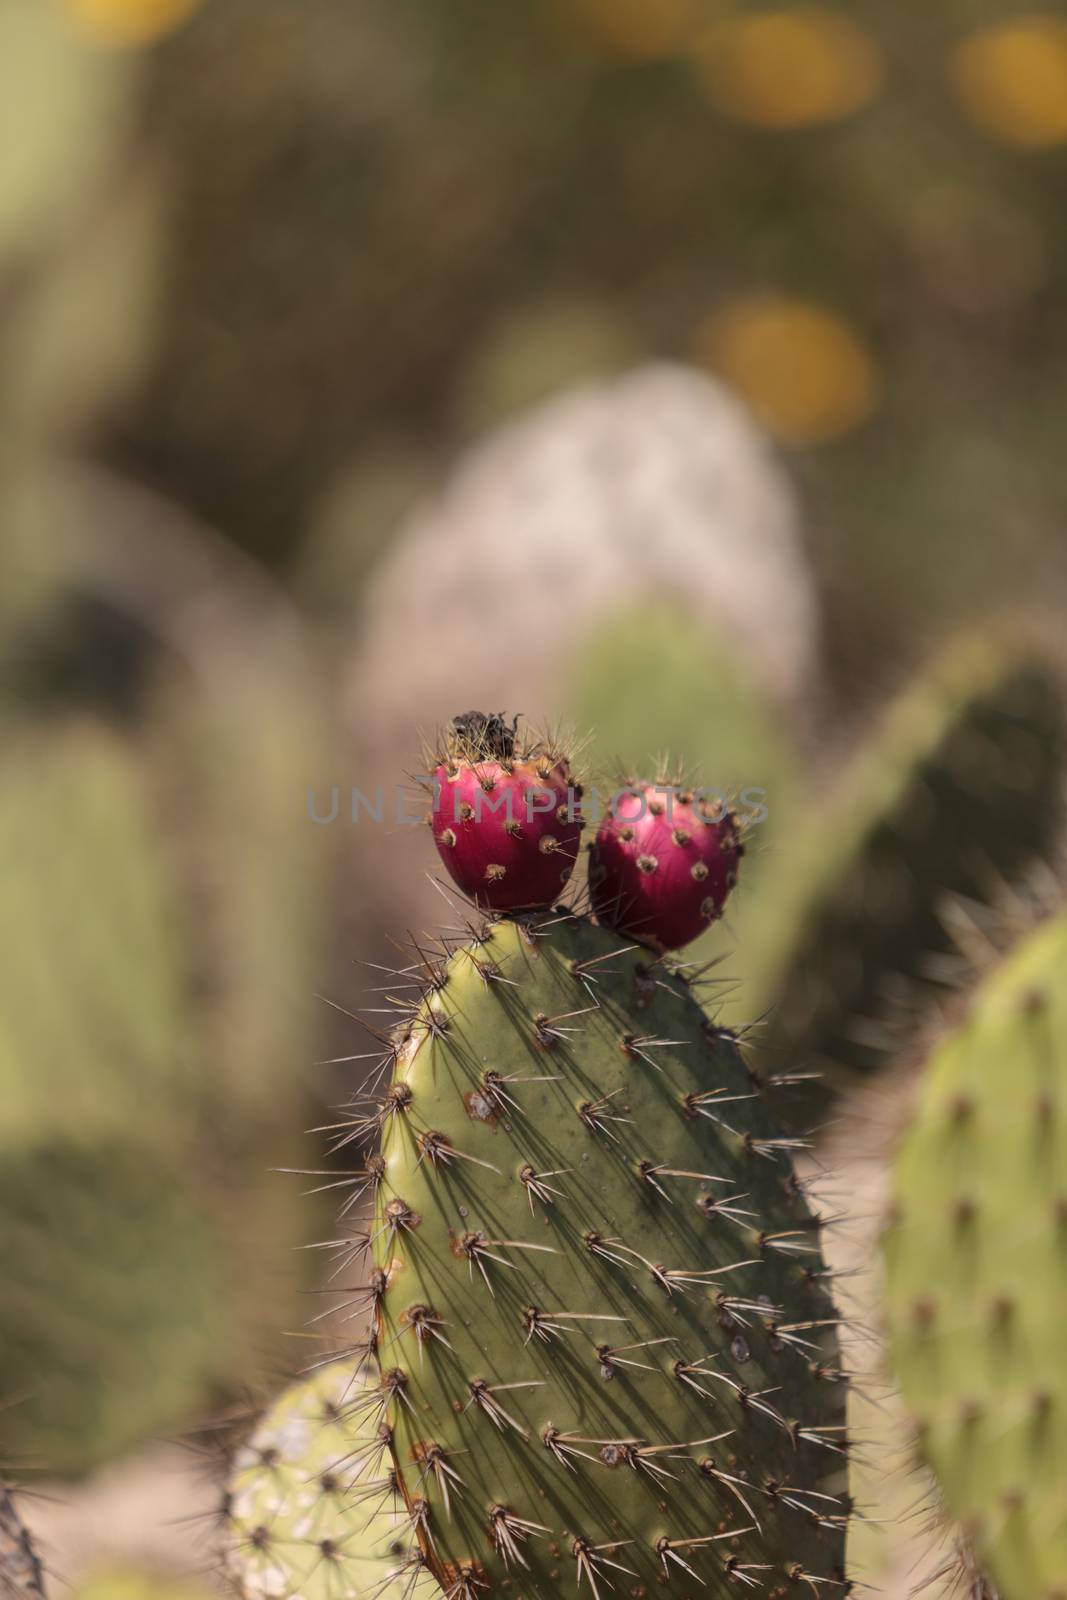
[883, 910, 1067, 1600]
[369, 913, 848, 1600]
[0, 708, 328, 1469]
[747, 631, 1065, 1121]
[0, 1139, 233, 1475]
[225, 1361, 436, 1600]
[0, 721, 194, 1145]
[569, 600, 797, 815]
[0, 1485, 45, 1597]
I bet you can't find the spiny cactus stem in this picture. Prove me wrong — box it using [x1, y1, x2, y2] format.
[363, 913, 849, 1597]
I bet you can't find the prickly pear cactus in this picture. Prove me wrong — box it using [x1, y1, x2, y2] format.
[225, 1361, 433, 1600]
[0, 1484, 45, 1597]
[365, 912, 848, 1600]
[744, 631, 1065, 1121]
[883, 909, 1067, 1600]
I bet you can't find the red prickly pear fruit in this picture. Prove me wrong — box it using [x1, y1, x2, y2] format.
[589, 782, 742, 951]
[429, 712, 583, 911]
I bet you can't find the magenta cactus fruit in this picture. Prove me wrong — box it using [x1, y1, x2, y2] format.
[590, 782, 742, 951]
[429, 712, 583, 910]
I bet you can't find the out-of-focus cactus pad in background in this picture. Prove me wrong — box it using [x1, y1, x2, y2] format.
[3, 0, 1067, 1593]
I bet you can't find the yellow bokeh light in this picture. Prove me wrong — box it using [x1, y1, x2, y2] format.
[694, 6, 883, 129]
[564, 0, 694, 62]
[698, 297, 879, 446]
[950, 16, 1067, 148]
[61, 0, 203, 49]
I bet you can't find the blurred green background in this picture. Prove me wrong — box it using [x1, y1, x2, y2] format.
[3, 0, 1067, 1592]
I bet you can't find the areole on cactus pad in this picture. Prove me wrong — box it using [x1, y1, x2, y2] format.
[428, 713, 583, 912]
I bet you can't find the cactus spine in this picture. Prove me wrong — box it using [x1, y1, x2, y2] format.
[0, 1485, 45, 1598]
[883, 909, 1067, 1600]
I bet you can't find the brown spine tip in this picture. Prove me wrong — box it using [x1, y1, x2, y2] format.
[990, 1293, 1015, 1327]
[389, 1081, 414, 1111]
[533, 1013, 557, 1049]
[386, 1197, 422, 1232]
[1020, 986, 1048, 1016]
[402, 1304, 439, 1339]
[911, 1296, 938, 1330]
[949, 1093, 975, 1124]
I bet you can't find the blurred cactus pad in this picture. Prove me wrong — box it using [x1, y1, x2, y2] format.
[0, 707, 328, 1473]
[883, 908, 1067, 1599]
[569, 598, 799, 863]
[1, 1140, 231, 1481]
[738, 630, 1065, 1118]
[0, 722, 192, 1140]
[224, 1361, 430, 1600]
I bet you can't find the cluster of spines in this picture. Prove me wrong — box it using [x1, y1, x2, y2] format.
[0, 1484, 45, 1598]
[425, 713, 580, 777]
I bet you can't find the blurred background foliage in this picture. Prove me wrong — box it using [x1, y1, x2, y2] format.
[3, 0, 1067, 1591]
[88, 0, 1067, 679]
